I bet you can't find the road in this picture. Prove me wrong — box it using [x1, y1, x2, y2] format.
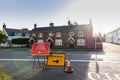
[0, 42, 120, 80]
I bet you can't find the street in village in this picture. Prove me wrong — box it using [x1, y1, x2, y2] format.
[0, 42, 120, 80]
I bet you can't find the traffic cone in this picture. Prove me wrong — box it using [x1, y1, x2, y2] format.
[64, 57, 73, 73]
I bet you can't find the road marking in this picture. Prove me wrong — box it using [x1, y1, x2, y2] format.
[88, 72, 100, 80]
[71, 60, 120, 63]
[0, 59, 120, 63]
[104, 73, 112, 80]
[88, 72, 120, 80]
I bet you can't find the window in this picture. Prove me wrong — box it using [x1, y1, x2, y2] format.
[69, 31, 74, 36]
[49, 32, 53, 36]
[32, 33, 36, 37]
[18, 33, 22, 36]
[78, 31, 84, 37]
[56, 32, 61, 37]
[25, 33, 29, 36]
[77, 39, 85, 46]
[118, 30, 120, 38]
[38, 33, 43, 38]
[15, 32, 22, 36]
[38, 39, 43, 43]
[55, 39, 62, 46]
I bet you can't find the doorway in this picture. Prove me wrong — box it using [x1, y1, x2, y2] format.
[69, 40, 74, 48]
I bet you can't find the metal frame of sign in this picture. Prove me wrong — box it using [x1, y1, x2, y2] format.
[47, 53, 66, 71]
[32, 55, 48, 72]
[31, 42, 50, 72]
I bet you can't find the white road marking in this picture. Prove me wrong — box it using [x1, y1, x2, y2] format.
[88, 72, 120, 80]
[0, 59, 119, 63]
[88, 72, 100, 80]
[104, 73, 112, 80]
[0, 59, 46, 61]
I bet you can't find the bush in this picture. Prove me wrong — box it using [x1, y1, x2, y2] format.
[12, 38, 29, 44]
[0, 70, 14, 80]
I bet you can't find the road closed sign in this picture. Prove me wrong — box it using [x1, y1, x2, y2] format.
[47, 53, 66, 67]
[32, 42, 50, 56]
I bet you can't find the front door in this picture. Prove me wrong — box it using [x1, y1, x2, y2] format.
[69, 40, 74, 48]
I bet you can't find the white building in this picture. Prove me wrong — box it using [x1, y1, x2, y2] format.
[106, 27, 120, 44]
[1, 23, 29, 47]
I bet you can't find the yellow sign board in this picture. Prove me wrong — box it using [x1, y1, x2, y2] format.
[47, 53, 66, 66]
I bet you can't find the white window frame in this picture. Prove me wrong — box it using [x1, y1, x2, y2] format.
[32, 33, 36, 37]
[69, 31, 74, 36]
[78, 31, 84, 37]
[55, 39, 62, 46]
[37, 39, 43, 43]
[49, 32, 53, 36]
[38, 33, 43, 38]
[18, 33, 22, 36]
[25, 33, 29, 36]
[77, 39, 85, 46]
[118, 30, 120, 38]
[56, 32, 61, 37]
[15, 32, 22, 36]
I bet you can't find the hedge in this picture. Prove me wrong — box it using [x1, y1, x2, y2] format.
[12, 38, 29, 44]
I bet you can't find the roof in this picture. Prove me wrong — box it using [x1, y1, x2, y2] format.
[106, 27, 120, 35]
[30, 24, 92, 32]
[4, 28, 29, 36]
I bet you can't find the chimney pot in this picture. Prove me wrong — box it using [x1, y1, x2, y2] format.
[49, 23, 54, 27]
[3, 23, 6, 28]
[34, 23, 37, 28]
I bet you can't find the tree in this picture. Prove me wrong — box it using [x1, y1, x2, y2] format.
[0, 30, 8, 44]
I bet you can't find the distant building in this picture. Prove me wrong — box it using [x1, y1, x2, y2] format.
[106, 27, 120, 44]
[29, 20, 102, 49]
[102, 34, 106, 42]
[2, 23, 29, 47]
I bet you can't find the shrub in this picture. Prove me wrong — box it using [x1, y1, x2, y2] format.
[12, 38, 29, 44]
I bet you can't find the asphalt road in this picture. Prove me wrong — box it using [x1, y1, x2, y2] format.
[0, 42, 120, 80]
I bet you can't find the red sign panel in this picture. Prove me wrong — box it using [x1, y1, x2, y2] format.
[32, 42, 50, 56]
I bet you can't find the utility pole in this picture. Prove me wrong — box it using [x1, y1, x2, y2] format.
[95, 33, 97, 50]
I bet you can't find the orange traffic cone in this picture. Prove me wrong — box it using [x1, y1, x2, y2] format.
[64, 57, 73, 73]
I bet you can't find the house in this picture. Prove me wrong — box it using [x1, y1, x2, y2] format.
[106, 27, 120, 44]
[2, 23, 29, 47]
[29, 20, 102, 49]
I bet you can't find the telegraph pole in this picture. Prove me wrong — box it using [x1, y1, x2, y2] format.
[95, 33, 97, 50]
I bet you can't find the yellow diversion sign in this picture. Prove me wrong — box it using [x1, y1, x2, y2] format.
[47, 53, 66, 66]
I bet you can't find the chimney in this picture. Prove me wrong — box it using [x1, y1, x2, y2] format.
[68, 20, 71, 26]
[89, 18, 93, 29]
[34, 23, 37, 28]
[49, 23, 54, 27]
[3, 23, 6, 29]
[89, 18, 92, 26]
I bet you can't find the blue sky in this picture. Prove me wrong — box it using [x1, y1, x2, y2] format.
[0, 0, 120, 34]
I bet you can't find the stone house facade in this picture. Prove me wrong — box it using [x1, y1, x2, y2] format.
[29, 20, 102, 49]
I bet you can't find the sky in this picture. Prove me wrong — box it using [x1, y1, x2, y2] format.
[0, 0, 120, 35]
